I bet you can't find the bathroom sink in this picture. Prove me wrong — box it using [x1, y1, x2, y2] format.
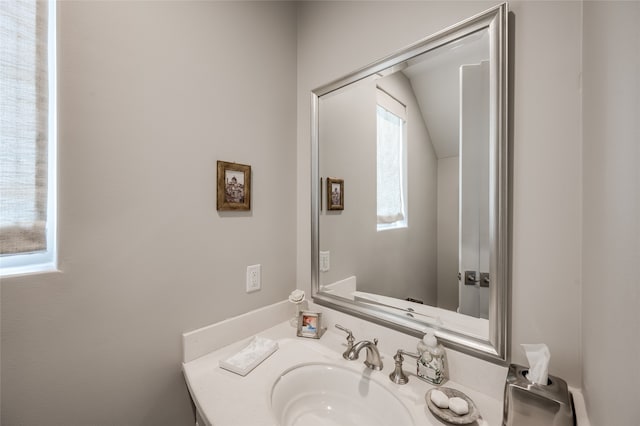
[270, 363, 415, 426]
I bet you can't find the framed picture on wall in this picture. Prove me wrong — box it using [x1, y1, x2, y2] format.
[327, 177, 344, 210]
[217, 161, 251, 211]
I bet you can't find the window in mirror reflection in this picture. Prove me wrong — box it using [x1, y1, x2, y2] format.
[376, 88, 407, 231]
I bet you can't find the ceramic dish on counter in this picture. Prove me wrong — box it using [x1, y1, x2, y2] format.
[425, 387, 480, 425]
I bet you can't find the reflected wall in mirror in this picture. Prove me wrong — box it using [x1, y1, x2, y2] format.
[311, 3, 509, 362]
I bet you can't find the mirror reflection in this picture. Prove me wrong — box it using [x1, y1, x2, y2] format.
[319, 28, 491, 322]
[312, 3, 508, 362]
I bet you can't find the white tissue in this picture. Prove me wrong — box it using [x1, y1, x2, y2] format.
[219, 336, 278, 376]
[522, 343, 550, 385]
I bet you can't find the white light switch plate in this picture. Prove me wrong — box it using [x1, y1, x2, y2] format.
[246, 264, 261, 293]
[320, 251, 330, 272]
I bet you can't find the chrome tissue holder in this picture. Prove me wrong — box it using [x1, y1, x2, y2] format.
[503, 364, 575, 426]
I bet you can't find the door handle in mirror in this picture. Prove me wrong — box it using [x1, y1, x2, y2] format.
[464, 270, 479, 285]
[480, 272, 490, 287]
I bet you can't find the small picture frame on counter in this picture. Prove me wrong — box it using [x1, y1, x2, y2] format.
[296, 311, 324, 339]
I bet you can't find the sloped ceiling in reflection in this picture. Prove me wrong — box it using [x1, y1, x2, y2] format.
[402, 29, 489, 160]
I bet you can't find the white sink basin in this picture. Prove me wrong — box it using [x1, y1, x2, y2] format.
[270, 363, 415, 426]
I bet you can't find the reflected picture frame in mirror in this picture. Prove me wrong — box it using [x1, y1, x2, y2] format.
[326, 177, 344, 211]
[311, 3, 509, 363]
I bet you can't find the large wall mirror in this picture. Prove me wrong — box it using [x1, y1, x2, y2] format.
[311, 3, 509, 362]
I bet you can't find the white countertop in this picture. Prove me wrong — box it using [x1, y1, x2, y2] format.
[182, 321, 504, 426]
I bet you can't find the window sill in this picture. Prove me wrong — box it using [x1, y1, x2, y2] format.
[0, 253, 58, 278]
[377, 221, 408, 232]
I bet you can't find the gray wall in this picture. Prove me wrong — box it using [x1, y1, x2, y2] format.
[297, 0, 583, 386]
[1, 2, 297, 425]
[582, 2, 640, 425]
[298, 3, 639, 424]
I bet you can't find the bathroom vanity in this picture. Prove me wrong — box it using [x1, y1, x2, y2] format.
[182, 300, 589, 426]
[183, 320, 504, 426]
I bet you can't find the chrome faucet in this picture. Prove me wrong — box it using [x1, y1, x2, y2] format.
[347, 338, 383, 370]
[335, 324, 383, 370]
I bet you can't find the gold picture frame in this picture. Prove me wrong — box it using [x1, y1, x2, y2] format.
[217, 161, 251, 211]
[326, 177, 344, 211]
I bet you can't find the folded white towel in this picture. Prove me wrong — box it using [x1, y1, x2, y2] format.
[219, 336, 279, 376]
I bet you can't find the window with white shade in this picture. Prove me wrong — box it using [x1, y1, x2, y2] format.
[376, 88, 407, 231]
[1, 0, 57, 275]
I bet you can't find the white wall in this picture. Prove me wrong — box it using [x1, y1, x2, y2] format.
[1, 2, 297, 425]
[297, 0, 583, 386]
[581, 2, 640, 425]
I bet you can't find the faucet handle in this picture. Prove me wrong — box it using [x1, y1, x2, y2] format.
[335, 324, 355, 359]
[389, 349, 420, 385]
[335, 324, 354, 341]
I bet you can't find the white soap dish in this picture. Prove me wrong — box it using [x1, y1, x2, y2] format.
[219, 336, 279, 376]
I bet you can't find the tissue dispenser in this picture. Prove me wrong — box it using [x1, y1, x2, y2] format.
[503, 364, 575, 426]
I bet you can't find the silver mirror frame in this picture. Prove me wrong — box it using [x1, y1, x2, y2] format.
[311, 3, 509, 363]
